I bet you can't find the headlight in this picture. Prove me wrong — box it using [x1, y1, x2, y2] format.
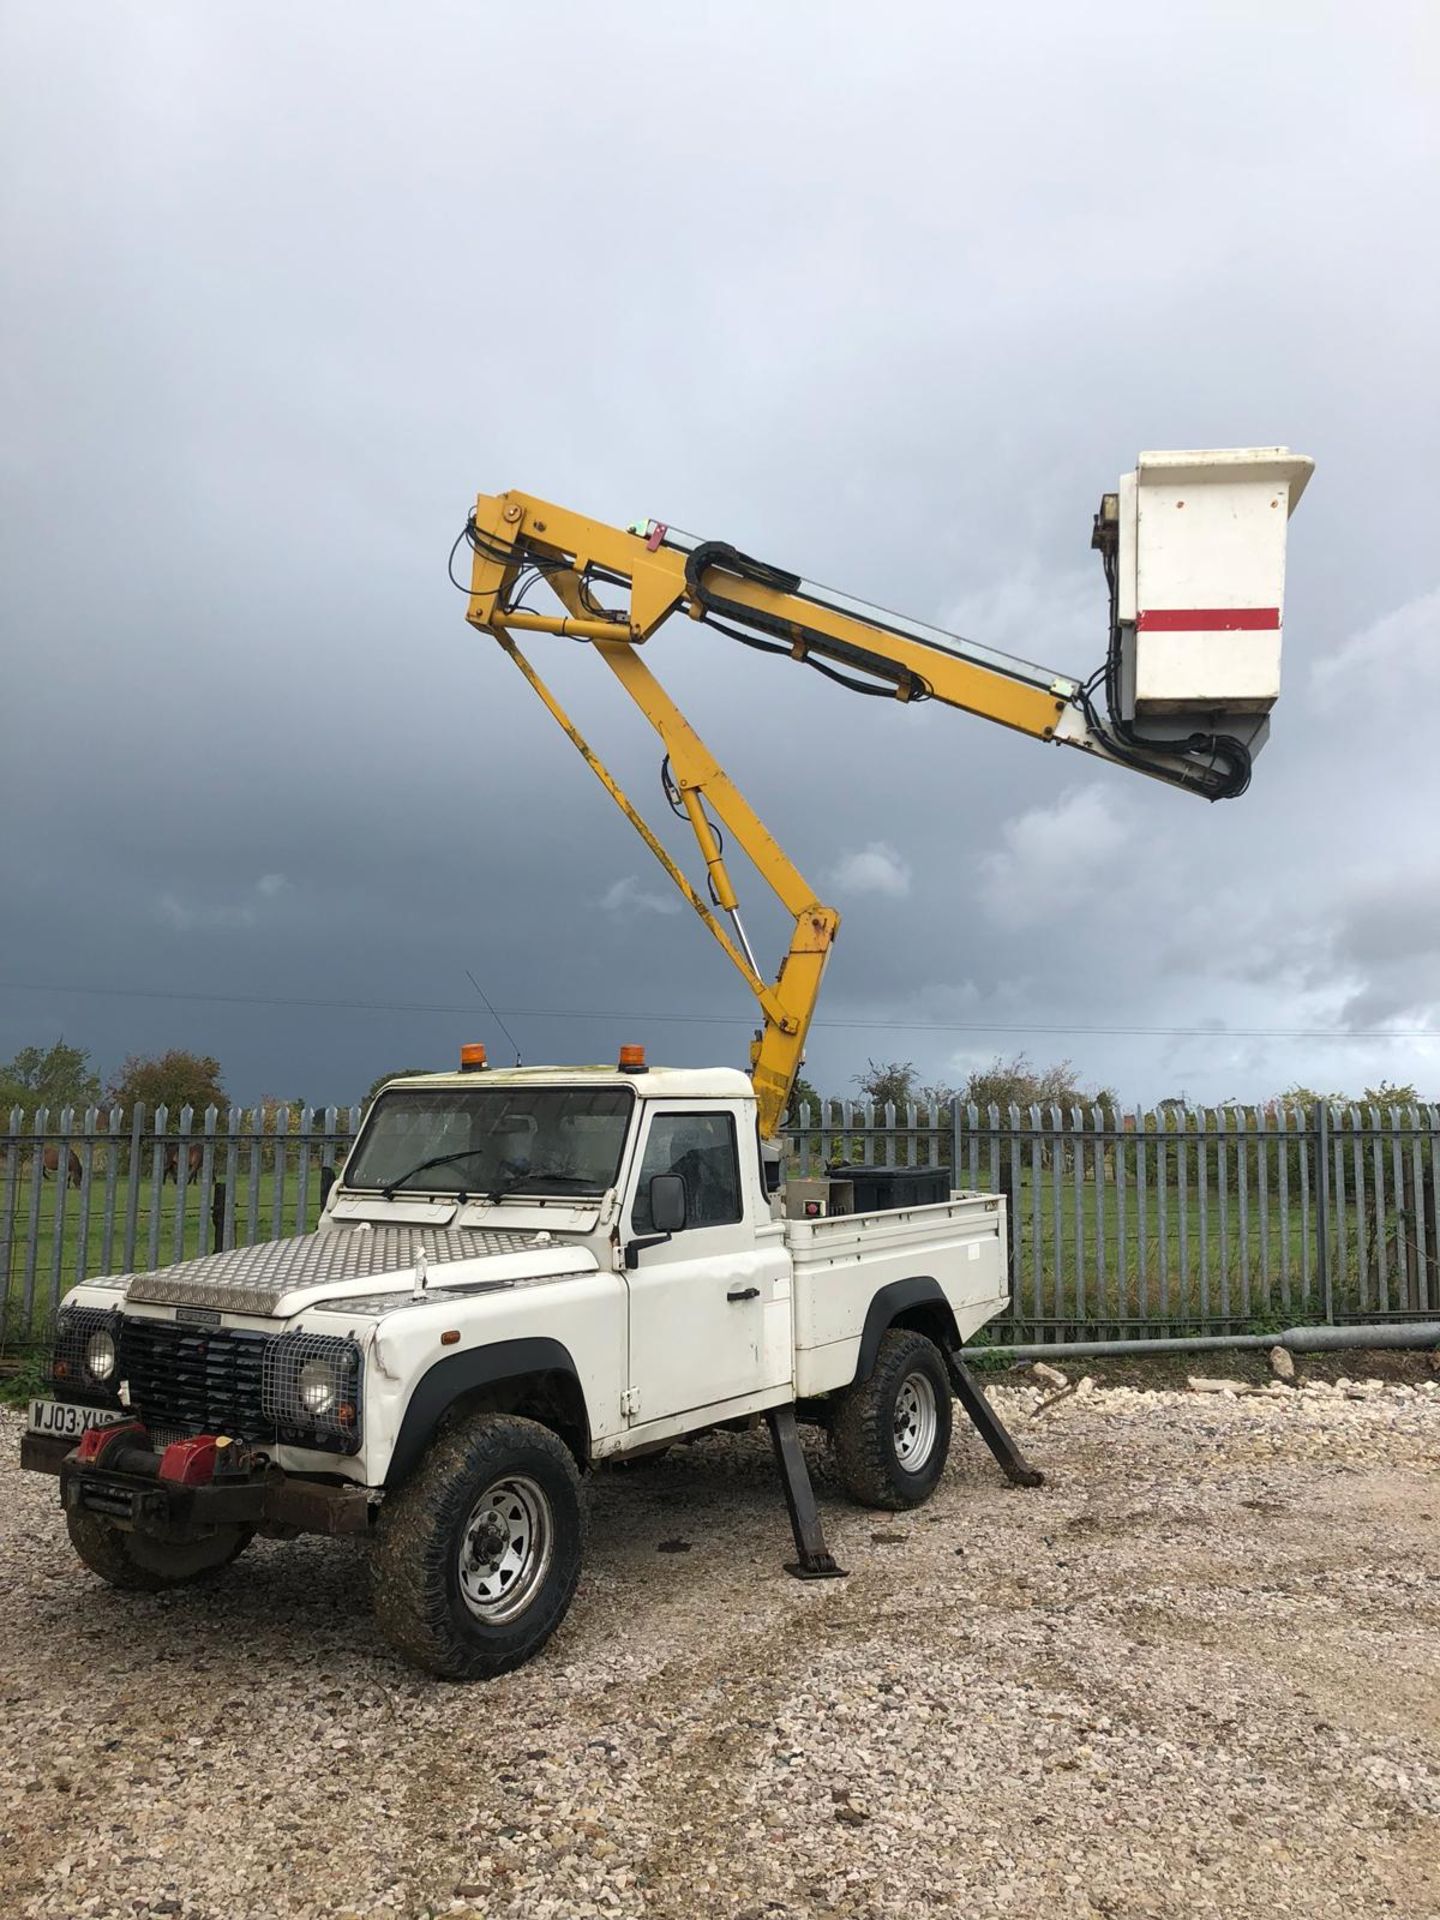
[261, 1332, 363, 1451]
[85, 1328, 117, 1382]
[298, 1358, 336, 1416]
[52, 1306, 122, 1401]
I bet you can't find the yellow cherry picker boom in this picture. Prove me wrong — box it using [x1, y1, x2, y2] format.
[11, 450, 1319, 1651]
[459, 450, 1313, 1138]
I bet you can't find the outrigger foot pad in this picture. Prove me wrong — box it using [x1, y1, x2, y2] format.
[766, 1405, 848, 1581]
[948, 1352, 1045, 1487]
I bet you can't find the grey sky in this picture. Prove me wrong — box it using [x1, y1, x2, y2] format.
[2, 1, 1438, 1108]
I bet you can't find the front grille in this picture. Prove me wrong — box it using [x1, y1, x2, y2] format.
[119, 1318, 274, 1444]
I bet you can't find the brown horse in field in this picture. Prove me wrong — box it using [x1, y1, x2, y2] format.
[163, 1143, 205, 1183]
[41, 1145, 83, 1187]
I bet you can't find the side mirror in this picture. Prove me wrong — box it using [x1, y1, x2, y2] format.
[648, 1172, 688, 1236]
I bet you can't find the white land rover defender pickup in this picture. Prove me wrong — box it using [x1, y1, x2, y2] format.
[22, 1053, 1040, 1679]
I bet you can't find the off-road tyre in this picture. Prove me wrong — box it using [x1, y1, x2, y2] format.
[371, 1412, 585, 1681]
[66, 1510, 252, 1590]
[830, 1327, 953, 1510]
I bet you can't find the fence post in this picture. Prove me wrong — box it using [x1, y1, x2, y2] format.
[1133, 1105, 1148, 1325]
[22, 1107, 47, 1338]
[99, 1105, 121, 1276]
[171, 1105, 193, 1264]
[222, 1106, 240, 1252]
[1314, 1100, 1333, 1322]
[48, 1105, 74, 1314]
[998, 1108, 1017, 1290]
[146, 1105, 168, 1271]
[0, 1106, 23, 1344]
[1028, 1104, 1043, 1330]
[76, 1105, 97, 1289]
[199, 1105, 218, 1261]
[1426, 1108, 1440, 1314]
[1405, 1105, 1428, 1313]
[1071, 1105, 1086, 1324]
[1051, 1106, 1067, 1332]
[295, 1106, 313, 1232]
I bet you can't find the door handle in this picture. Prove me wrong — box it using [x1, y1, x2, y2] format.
[726, 1286, 761, 1302]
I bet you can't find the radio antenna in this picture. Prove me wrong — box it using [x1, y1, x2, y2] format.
[465, 969, 522, 1066]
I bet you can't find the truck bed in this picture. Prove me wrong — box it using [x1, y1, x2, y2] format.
[785, 1191, 1009, 1397]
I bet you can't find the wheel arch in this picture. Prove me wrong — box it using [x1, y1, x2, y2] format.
[851, 1278, 959, 1387]
[384, 1338, 591, 1489]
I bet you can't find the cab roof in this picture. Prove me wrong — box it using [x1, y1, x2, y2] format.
[377, 1063, 755, 1102]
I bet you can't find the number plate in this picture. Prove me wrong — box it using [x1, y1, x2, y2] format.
[26, 1399, 126, 1440]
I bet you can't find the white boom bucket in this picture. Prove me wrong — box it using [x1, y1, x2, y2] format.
[1115, 447, 1314, 719]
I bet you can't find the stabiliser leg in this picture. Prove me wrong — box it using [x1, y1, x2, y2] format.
[948, 1352, 1045, 1487]
[765, 1405, 848, 1580]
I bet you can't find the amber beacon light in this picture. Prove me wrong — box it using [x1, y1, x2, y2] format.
[458, 1042, 488, 1071]
[618, 1044, 647, 1072]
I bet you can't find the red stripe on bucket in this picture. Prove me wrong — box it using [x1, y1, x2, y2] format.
[1137, 608, 1280, 632]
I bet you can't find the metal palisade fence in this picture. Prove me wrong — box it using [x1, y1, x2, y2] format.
[786, 1099, 1440, 1341]
[2, 1098, 1439, 1354]
[1, 1104, 360, 1355]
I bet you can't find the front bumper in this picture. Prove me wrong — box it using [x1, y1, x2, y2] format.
[23, 1433, 373, 1539]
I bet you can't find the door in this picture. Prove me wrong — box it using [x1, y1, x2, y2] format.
[622, 1105, 791, 1425]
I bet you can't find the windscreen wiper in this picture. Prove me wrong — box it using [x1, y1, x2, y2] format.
[484, 1170, 598, 1203]
[381, 1148, 492, 1198]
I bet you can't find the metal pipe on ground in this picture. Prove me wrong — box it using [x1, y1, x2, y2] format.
[980, 1322, 1440, 1362]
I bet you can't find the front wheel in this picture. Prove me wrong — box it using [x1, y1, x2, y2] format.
[371, 1413, 585, 1680]
[830, 1328, 953, 1510]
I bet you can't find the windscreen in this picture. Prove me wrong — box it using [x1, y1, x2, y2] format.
[343, 1085, 635, 1198]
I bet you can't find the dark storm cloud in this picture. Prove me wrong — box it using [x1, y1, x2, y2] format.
[3, 1, 1438, 1105]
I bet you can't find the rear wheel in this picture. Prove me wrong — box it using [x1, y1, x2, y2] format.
[371, 1412, 584, 1680]
[830, 1327, 953, 1510]
[66, 1511, 252, 1590]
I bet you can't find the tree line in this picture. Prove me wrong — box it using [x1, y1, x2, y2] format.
[790, 1054, 1430, 1120]
[3, 1039, 245, 1120]
[2, 1036, 1431, 1131]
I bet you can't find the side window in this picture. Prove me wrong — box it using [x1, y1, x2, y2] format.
[632, 1112, 743, 1234]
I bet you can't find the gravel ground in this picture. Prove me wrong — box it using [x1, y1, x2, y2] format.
[1, 1372, 1437, 1920]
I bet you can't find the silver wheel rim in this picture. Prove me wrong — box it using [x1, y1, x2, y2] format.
[893, 1371, 938, 1470]
[457, 1475, 554, 1623]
